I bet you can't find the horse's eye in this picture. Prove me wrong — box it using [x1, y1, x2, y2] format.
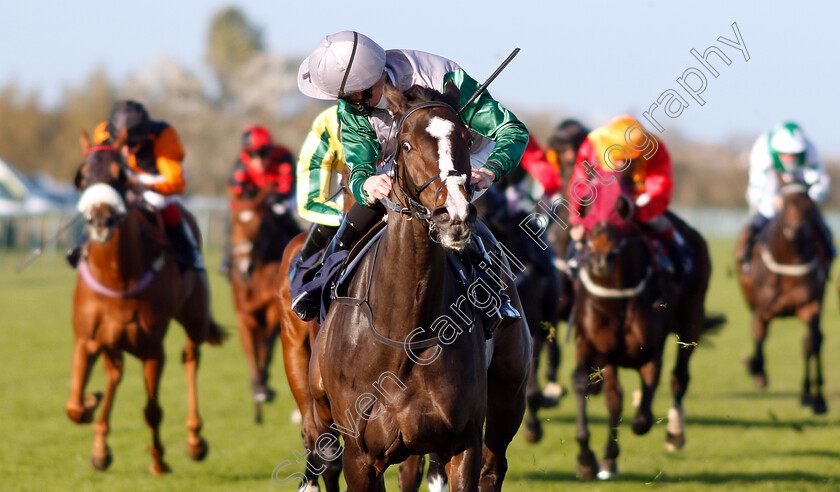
[467, 137, 473, 149]
[402, 141, 412, 152]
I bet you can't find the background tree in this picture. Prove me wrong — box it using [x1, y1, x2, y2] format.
[204, 7, 264, 102]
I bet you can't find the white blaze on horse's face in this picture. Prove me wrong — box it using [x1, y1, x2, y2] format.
[77, 183, 127, 243]
[426, 116, 470, 223]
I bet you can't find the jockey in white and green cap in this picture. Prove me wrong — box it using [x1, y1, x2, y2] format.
[740, 121, 834, 265]
[293, 30, 528, 331]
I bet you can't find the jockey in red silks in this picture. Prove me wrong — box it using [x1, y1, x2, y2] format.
[566, 115, 690, 276]
[220, 125, 297, 274]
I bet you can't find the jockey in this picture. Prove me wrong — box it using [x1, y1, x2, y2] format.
[294, 105, 346, 269]
[67, 100, 203, 270]
[739, 121, 833, 268]
[220, 125, 296, 274]
[567, 115, 690, 276]
[293, 30, 529, 331]
[546, 119, 590, 182]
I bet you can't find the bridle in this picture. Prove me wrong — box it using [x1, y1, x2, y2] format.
[379, 101, 474, 227]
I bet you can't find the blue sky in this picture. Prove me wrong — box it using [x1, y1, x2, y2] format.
[2, 0, 839, 154]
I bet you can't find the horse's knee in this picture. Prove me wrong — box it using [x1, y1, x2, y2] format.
[145, 401, 163, 427]
[182, 346, 200, 364]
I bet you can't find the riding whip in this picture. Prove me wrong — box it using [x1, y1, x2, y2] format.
[15, 213, 82, 273]
[458, 48, 520, 115]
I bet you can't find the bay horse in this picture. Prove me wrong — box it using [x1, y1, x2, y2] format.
[228, 185, 300, 423]
[474, 188, 562, 443]
[737, 181, 831, 414]
[572, 190, 713, 480]
[67, 130, 224, 474]
[306, 82, 530, 491]
[276, 166, 447, 490]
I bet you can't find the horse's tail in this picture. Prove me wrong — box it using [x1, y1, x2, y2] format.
[703, 313, 727, 334]
[206, 320, 227, 346]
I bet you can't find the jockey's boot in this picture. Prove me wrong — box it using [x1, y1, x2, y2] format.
[667, 229, 693, 280]
[469, 236, 521, 337]
[65, 233, 88, 269]
[740, 223, 761, 267]
[297, 224, 339, 270]
[291, 218, 360, 322]
[167, 220, 205, 271]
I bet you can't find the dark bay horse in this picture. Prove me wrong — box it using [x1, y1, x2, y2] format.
[228, 185, 300, 423]
[67, 131, 224, 474]
[572, 193, 713, 480]
[474, 189, 561, 443]
[307, 83, 530, 491]
[737, 182, 831, 414]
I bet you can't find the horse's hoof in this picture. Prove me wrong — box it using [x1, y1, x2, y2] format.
[541, 383, 566, 408]
[149, 460, 172, 476]
[71, 392, 103, 424]
[524, 419, 543, 443]
[187, 437, 209, 461]
[812, 396, 828, 415]
[665, 431, 685, 452]
[632, 414, 653, 435]
[753, 373, 767, 389]
[801, 394, 814, 408]
[577, 462, 597, 481]
[254, 387, 276, 403]
[90, 447, 112, 471]
[597, 462, 617, 481]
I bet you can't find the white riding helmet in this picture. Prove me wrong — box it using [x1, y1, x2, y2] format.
[769, 122, 807, 155]
[298, 31, 386, 100]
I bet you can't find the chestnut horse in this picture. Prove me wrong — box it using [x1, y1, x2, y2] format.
[572, 193, 713, 480]
[228, 186, 300, 423]
[737, 181, 831, 414]
[66, 131, 224, 474]
[306, 83, 530, 491]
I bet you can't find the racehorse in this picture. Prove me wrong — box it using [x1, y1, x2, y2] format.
[572, 189, 713, 480]
[66, 130, 224, 474]
[305, 82, 530, 491]
[737, 181, 831, 414]
[474, 188, 562, 443]
[228, 185, 300, 423]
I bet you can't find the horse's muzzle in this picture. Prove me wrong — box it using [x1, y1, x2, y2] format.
[432, 204, 476, 251]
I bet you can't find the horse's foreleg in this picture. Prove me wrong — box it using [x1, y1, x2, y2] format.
[444, 431, 482, 492]
[90, 348, 122, 471]
[66, 340, 101, 424]
[142, 353, 170, 475]
[341, 443, 385, 492]
[237, 312, 264, 412]
[572, 353, 597, 480]
[480, 312, 529, 491]
[398, 455, 424, 492]
[802, 309, 827, 414]
[182, 337, 208, 462]
[632, 358, 661, 436]
[667, 344, 694, 451]
[748, 313, 769, 388]
[599, 364, 622, 480]
[524, 329, 544, 443]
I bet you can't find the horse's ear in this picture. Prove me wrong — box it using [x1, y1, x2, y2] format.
[74, 163, 87, 190]
[383, 81, 409, 118]
[79, 131, 92, 154]
[113, 127, 128, 148]
[615, 194, 634, 221]
[442, 80, 461, 109]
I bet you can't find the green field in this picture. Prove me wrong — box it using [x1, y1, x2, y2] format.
[1, 240, 839, 491]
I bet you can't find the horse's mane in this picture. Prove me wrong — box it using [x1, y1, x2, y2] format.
[403, 84, 460, 109]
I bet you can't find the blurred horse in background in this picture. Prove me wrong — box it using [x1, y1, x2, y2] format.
[737, 180, 832, 414]
[571, 185, 713, 480]
[66, 130, 224, 474]
[227, 185, 300, 423]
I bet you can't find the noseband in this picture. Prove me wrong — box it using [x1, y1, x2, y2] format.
[380, 101, 473, 225]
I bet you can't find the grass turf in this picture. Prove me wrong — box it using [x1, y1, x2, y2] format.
[0, 240, 839, 491]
